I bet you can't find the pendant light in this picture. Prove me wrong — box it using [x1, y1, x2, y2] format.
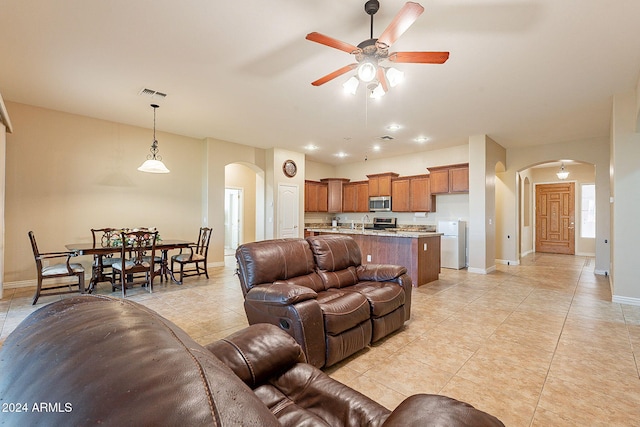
[556, 162, 569, 180]
[138, 103, 170, 174]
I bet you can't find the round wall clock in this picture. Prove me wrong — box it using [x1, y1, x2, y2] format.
[283, 159, 297, 177]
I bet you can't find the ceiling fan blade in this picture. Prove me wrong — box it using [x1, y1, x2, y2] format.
[377, 67, 389, 93]
[388, 51, 450, 64]
[311, 63, 358, 86]
[377, 2, 424, 48]
[306, 32, 361, 54]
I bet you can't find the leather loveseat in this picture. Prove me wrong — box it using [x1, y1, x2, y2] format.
[235, 234, 412, 368]
[0, 295, 504, 426]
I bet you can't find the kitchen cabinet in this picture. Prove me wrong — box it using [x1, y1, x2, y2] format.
[450, 165, 469, 193]
[342, 181, 369, 212]
[321, 178, 350, 213]
[409, 174, 435, 212]
[428, 164, 469, 194]
[391, 178, 410, 212]
[392, 175, 435, 212]
[367, 172, 398, 197]
[304, 180, 328, 212]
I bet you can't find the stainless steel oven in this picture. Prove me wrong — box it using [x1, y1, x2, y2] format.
[369, 196, 391, 212]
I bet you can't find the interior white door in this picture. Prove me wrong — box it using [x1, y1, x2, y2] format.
[278, 184, 299, 238]
[224, 188, 242, 251]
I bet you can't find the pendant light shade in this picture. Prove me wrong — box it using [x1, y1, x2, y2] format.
[556, 162, 568, 180]
[138, 104, 169, 174]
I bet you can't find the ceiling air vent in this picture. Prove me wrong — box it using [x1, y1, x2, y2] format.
[378, 135, 394, 141]
[138, 88, 167, 99]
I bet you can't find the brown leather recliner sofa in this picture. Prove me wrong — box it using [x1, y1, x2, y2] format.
[235, 234, 412, 368]
[0, 295, 504, 426]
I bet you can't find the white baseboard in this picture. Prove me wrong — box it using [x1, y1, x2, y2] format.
[467, 265, 497, 274]
[496, 259, 520, 266]
[593, 269, 609, 276]
[3, 279, 37, 289]
[521, 249, 534, 257]
[612, 295, 640, 307]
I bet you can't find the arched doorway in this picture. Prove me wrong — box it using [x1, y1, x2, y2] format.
[224, 162, 265, 256]
[518, 160, 596, 258]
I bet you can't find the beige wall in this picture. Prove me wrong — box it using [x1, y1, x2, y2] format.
[611, 90, 640, 303]
[0, 122, 5, 298]
[5, 102, 201, 285]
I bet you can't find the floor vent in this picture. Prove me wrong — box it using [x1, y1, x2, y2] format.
[138, 88, 167, 99]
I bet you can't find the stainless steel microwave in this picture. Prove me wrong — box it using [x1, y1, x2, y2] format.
[369, 196, 391, 212]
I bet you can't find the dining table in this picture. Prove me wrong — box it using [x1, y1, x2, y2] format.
[66, 239, 193, 291]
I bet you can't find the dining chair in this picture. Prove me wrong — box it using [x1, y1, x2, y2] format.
[90, 228, 122, 290]
[28, 231, 85, 305]
[170, 227, 212, 283]
[111, 230, 160, 297]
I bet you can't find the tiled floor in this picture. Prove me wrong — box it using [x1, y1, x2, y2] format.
[2, 253, 640, 426]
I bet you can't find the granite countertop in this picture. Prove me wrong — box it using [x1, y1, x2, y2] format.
[305, 227, 442, 238]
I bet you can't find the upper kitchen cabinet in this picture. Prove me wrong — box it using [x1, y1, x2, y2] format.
[390, 177, 410, 212]
[391, 175, 435, 212]
[304, 180, 328, 212]
[321, 178, 350, 213]
[409, 174, 436, 212]
[367, 172, 399, 197]
[342, 181, 369, 212]
[428, 164, 469, 194]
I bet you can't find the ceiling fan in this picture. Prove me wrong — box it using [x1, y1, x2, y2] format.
[306, 0, 449, 97]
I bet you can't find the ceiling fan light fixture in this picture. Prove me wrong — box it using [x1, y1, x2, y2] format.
[386, 67, 404, 87]
[357, 61, 377, 82]
[370, 83, 386, 99]
[342, 76, 360, 95]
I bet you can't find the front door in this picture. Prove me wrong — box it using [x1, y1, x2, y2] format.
[535, 182, 575, 254]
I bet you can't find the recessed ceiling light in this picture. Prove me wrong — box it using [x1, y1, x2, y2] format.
[414, 136, 429, 143]
[386, 124, 401, 131]
[335, 152, 348, 158]
[372, 145, 381, 151]
[304, 144, 318, 151]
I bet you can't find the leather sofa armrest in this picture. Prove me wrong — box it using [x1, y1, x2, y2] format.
[356, 264, 407, 282]
[382, 394, 504, 427]
[206, 324, 306, 388]
[245, 282, 317, 306]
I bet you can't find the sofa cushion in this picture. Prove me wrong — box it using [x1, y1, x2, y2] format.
[317, 290, 370, 335]
[236, 238, 316, 291]
[357, 264, 407, 281]
[246, 282, 318, 306]
[276, 271, 325, 292]
[317, 265, 359, 289]
[307, 234, 362, 272]
[346, 281, 405, 317]
[254, 363, 390, 427]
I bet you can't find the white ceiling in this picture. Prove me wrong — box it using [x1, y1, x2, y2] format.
[1, 0, 639, 165]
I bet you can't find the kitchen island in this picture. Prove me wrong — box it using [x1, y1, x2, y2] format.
[305, 227, 442, 286]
